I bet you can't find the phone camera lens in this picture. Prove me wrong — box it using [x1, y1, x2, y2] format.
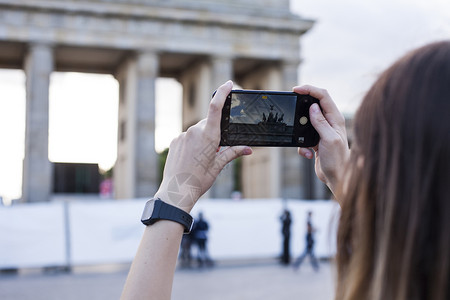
[299, 116, 308, 125]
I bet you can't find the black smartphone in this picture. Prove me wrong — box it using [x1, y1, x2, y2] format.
[220, 90, 320, 147]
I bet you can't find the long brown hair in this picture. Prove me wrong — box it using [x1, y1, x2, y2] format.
[336, 41, 450, 300]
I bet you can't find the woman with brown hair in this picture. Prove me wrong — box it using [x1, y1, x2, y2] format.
[298, 40, 450, 300]
[121, 41, 450, 300]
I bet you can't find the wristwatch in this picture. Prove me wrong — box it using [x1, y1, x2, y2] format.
[141, 198, 194, 234]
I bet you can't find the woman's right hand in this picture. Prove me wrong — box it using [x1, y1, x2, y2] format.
[155, 81, 252, 213]
[294, 85, 350, 196]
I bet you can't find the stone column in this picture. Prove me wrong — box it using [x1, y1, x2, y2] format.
[281, 60, 299, 91]
[180, 60, 211, 129]
[280, 60, 326, 200]
[208, 55, 234, 198]
[238, 64, 283, 199]
[115, 51, 159, 199]
[280, 60, 305, 199]
[210, 56, 233, 89]
[134, 52, 159, 197]
[22, 43, 54, 202]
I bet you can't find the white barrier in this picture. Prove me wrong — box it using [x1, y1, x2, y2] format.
[191, 199, 340, 260]
[0, 198, 340, 269]
[0, 202, 67, 269]
[69, 200, 145, 265]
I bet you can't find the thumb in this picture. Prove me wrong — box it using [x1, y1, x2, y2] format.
[309, 103, 335, 141]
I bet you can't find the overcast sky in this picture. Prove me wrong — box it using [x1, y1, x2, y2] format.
[291, 0, 450, 113]
[0, 0, 449, 201]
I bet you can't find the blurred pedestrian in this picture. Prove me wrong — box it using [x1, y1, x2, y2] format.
[280, 209, 292, 265]
[293, 211, 319, 271]
[192, 212, 213, 267]
[179, 232, 193, 268]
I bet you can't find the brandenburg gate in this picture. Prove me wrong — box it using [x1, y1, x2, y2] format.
[0, 0, 327, 202]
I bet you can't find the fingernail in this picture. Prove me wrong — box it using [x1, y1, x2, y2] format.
[311, 103, 320, 113]
[243, 147, 252, 155]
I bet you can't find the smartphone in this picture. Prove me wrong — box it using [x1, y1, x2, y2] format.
[220, 90, 320, 147]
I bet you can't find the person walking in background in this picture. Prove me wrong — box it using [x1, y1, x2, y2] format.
[293, 211, 319, 271]
[280, 209, 292, 265]
[192, 212, 213, 267]
[179, 232, 193, 268]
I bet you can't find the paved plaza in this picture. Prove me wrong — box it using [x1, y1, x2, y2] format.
[0, 261, 335, 300]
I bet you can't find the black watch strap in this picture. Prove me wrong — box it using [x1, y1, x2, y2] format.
[141, 199, 193, 233]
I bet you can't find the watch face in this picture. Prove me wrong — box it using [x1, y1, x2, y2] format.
[141, 199, 156, 221]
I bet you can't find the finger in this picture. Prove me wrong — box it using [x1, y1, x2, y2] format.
[293, 85, 335, 110]
[309, 103, 338, 142]
[298, 147, 314, 159]
[293, 85, 344, 128]
[206, 80, 233, 130]
[215, 146, 252, 169]
[190, 118, 207, 131]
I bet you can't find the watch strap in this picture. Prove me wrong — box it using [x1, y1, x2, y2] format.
[157, 200, 193, 233]
[142, 199, 193, 233]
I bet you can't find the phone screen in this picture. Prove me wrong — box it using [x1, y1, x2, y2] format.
[220, 90, 319, 147]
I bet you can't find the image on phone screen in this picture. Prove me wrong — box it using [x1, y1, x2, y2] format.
[220, 90, 320, 147]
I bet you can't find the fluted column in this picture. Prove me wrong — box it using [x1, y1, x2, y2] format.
[280, 60, 304, 199]
[208, 55, 234, 198]
[115, 51, 159, 198]
[135, 52, 159, 197]
[22, 43, 54, 202]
